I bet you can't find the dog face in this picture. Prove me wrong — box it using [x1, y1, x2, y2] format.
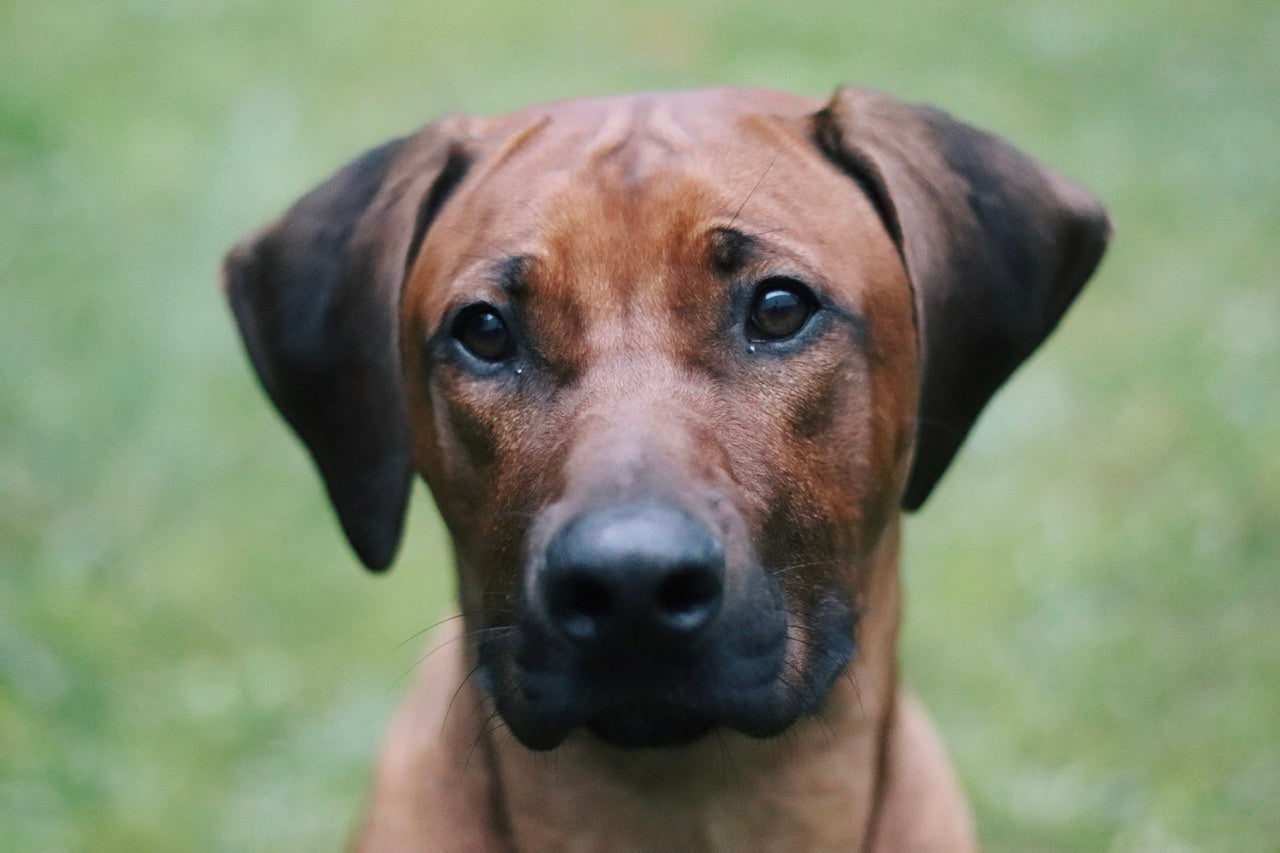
[399, 97, 918, 747]
[225, 88, 1109, 750]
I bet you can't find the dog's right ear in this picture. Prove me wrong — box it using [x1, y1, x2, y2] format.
[223, 116, 472, 571]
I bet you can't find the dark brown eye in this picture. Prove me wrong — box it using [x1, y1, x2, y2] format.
[747, 279, 816, 342]
[451, 303, 515, 362]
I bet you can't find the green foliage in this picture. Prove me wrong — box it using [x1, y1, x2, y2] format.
[2, 0, 1276, 848]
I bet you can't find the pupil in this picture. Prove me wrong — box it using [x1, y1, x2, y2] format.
[753, 287, 808, 338]
[762, 289, 800, 319]
[456, 306, 512, 361]
[471, 312, 502, 342]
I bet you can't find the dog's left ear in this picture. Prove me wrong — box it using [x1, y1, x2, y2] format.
[812, 87, 1112, 510]
[223, 116, 472, 570]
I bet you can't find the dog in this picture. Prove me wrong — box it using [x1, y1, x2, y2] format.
[224, 86, 1110, 850]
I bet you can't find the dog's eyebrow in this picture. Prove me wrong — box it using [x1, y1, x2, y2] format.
[708, 227, 756, 274]
[492, 254, 532, 296]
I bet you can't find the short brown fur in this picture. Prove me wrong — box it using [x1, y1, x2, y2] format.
[224, 87, 1110, 851]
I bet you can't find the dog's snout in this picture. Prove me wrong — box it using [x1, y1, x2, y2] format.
[541, 503, 725, 652]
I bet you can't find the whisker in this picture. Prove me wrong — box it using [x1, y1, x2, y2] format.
[465, 707, 507, 774]
[713, 729, 741, 786]
[390, 624, 514, 688]
[392, 613, 464, 652]
[443, 658, 486, 732]
[728, 150, 784, 230]
[769, 557, 845, 577]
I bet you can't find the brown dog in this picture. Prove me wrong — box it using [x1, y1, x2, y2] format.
[225, 87, 1109, 850]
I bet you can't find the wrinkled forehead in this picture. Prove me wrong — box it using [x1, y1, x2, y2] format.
[466, 97, 812, 231]
[476, 88, 820, 190]
[409, 92, 895, 315]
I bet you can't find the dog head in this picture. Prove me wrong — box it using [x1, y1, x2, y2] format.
[225, 88, 1109, 750]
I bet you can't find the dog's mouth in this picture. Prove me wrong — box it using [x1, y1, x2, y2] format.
[475, 592, 856, 751]
[585, 704, 716, 749]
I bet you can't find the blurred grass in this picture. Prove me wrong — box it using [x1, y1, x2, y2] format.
[1, 0, 1277, 849]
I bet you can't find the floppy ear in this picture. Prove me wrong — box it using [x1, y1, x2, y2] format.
[812, 87, 1111, 510]
[223, 116, 472, 570]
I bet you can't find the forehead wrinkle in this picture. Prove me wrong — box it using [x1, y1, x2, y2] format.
[573, 99, 705, 188]
[646, 101, 694, 148]
[473, 113, 553, 179]
[578, 103, 636, 170]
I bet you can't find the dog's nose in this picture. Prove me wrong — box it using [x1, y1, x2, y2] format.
[541, 502, 725, 652]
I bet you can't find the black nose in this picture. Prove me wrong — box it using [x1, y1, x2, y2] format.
[540, 502, 725, 652]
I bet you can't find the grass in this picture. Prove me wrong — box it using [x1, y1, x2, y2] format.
[2, 0, 1277, 849]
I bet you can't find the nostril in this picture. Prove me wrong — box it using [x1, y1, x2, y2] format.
[548, 573, 615, 643]
[561, 574, 614, 621]
[655, 565, 722, 632]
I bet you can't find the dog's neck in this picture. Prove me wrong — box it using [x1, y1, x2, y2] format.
[483, 521, 902, 852]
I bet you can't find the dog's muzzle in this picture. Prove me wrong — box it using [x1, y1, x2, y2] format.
[475, 499, 856, 751]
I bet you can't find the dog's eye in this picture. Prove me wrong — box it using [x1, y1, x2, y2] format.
[451, 303, 515, 362]
[747, 279, 816, 342]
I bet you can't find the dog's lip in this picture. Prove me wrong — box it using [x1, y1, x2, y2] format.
[475, 582, 858, 751]
[493, 679, 793, 751]
[585, 704, 716, 749]
[478, 649, 803, 751]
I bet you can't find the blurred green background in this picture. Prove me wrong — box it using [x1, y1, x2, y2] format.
[2, 0, 1277, 849]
